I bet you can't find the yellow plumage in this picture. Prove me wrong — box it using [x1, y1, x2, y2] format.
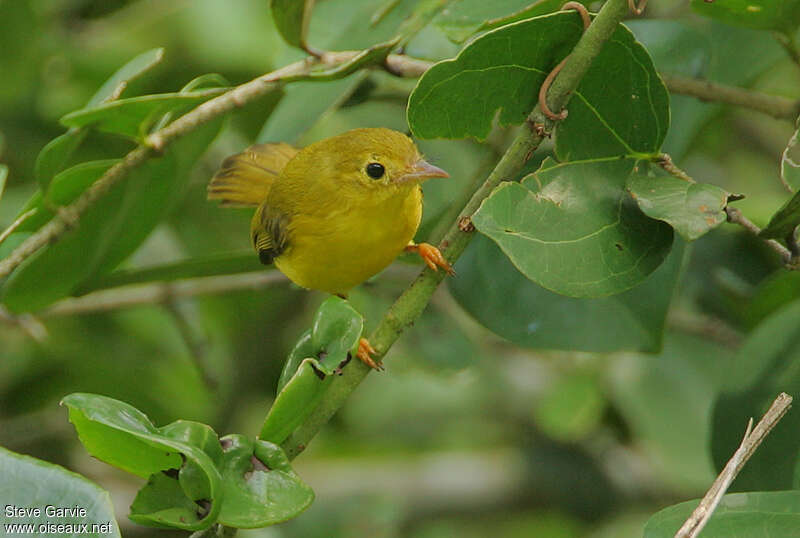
[208, 127, 449, 296]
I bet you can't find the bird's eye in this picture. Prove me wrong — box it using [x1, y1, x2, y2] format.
[366, 162, 385, 179]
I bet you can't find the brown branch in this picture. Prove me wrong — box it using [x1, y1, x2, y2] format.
[656, 153, 695, 183]
[663, 74, 800, 121]
[40, 271, 286, 317]
[675, 392, 793, 538]
[0, 209, 37, 248]
[724, 207, 794, 265]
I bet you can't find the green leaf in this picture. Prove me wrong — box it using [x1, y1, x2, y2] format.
[781, 122, 800, 192]
[263, 296, 363, 443]
[31, 49, 163, 191]
[87, 48, 165, 107]
[129, 473, 211, 530]
[409, 12, 669, 160]
[10, 160, 119, 236]
[270, 0, 315, 50]
[1, 116, 222, 313]
[711, 299, 800, 491]
[644, 491, 800, 538]
[759, 189, 800, 240]
[303, 39, 400, 82]
[60, 88, 225, 139]
[472, 158, 674, 297]
[554, 23, 669, 160]
[409, 12, 582, 140]
[62, 393, 222, 531]
[62, 393, 187, 478]
[746, 270, 800, 328]
[628, 172, 730, 241]
[277, 296, 365, 391]
[433, 0, 571, 43]
[0, 445, 122, 537]
[261, 358, 334, 445]
[217, 435, 314, 527]
[691, 0, 800, 32]
[34, 129, 89, 194]
[449, 234, 685, 352]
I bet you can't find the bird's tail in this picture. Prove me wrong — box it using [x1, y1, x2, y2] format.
[207, 142, 298, 207]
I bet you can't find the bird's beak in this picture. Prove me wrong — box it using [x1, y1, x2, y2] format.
[397, 159, 449, 183]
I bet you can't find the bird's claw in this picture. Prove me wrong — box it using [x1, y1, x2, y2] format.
[406, 242, 455, 275]
[356, 337, 383, 371]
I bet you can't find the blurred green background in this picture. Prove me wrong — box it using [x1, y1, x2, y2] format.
[1, 0, 799, 536]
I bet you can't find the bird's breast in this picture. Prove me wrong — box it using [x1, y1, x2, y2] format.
[277, 185, 423, 294]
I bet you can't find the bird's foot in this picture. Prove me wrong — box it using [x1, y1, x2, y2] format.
[356, 337, 383, 371]
[405, 242, 455, 275]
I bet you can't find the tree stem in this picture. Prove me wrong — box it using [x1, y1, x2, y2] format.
[662, 73, 800, 121]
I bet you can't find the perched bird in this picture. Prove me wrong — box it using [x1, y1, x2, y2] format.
[208, 127, 453, 368]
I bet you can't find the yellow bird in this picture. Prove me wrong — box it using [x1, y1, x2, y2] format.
[208, 127, 453, 368]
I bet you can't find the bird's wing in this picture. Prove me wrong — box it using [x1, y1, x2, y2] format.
[252, 202, 290, 265]
[207, 142, 299, 207]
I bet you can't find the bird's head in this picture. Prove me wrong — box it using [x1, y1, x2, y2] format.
[304, 128, 448, 192]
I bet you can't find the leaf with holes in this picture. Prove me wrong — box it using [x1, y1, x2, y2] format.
[472, 158, 673, 297]
[262, 297, 363, 444]
[217, 435, 314, 527]
[628, 172, 730, 240]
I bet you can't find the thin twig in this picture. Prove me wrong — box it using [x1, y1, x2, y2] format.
[724, 207, 794, 264]
[0, 209, 37, 247]
[0, 305, 49, 342]
[666, 309, 742, 348]
[662, 74, 800, 122]
[40, 271, 286, 317]
[775, 31, 800, 70]
[656, 153, 695, 183]
[675, 392, 793, 538]
[628, 0, 647, 15]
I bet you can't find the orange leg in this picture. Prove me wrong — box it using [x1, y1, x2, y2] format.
[405, 242, 455, 275]
[356, 337, 383, 371]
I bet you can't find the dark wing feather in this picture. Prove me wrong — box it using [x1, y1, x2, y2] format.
[252, 202, 290, 265]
